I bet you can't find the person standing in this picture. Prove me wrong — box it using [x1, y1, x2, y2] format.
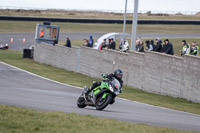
[100, 39, 107, 50]
[150, 40, 156, 51]
[180, 40, 190, 56]
[107, 39, 112, 49]
[161, 39, 174, 55]
[110, 38, 116, 50]
[155, 38, 162, 52]
[82, 39, 90, 47]
[190, 41, 199, 56]
[145, 40, 154, 51]
[40, 30, 44, 38]
[89, 35, 94, 47]
[65, 37, 71, 48]
[136, 40, 144, 52]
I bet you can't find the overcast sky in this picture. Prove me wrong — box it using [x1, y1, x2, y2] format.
[0, 0, 200, 13]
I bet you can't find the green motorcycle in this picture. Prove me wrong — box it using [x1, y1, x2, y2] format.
[77, 76, 122, 110]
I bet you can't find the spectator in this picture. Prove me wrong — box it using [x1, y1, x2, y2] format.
[137, 37, 142, 42]
[162, 39, 174, 55]
[136, 40, 144, 52]
[40, 30, 44, 38]
[65, 37, 71, 48]
[180, 40, 190, 56]
[119, 40, 129, 52]
[119, 39, 123, 50]
[155, 38, 162, 52]
[82, 39, 90, 47]
[135, 39, 140, 46]
[190, 41, 199, 56]
[145, 40, 154, 51]
[135, 39, 140, 50]
[110, 38, 116, 50]
[89, 35, 94, 47]
[136, 37, 142, 45]
[150, 40, 156, 51]
[107, 39, 112, 49]
[100, 39, 107, 50]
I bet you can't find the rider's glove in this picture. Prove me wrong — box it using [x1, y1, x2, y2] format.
[101, 74, 107, 79]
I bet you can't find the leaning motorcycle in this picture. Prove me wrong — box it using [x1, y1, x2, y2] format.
[77, 76, 122, 110]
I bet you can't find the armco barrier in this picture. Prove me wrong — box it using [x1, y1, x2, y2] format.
[1, 16, 200, 25]
[34, 43, 200, 103]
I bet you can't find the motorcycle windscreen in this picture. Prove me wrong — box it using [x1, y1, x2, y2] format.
[111, 78, 121, 91]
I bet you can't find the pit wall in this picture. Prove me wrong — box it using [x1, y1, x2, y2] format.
[34, 43, 200, 103]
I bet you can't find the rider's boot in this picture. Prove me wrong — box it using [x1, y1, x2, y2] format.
[84, 87, 91, 96]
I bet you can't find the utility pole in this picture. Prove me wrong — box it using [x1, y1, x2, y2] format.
[122, 0, 128, 43]
[131, 0, 139, 51]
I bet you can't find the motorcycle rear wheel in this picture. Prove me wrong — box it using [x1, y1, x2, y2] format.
[96, 94, 112, 110]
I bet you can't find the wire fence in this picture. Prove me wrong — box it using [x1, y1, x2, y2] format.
[0, 6, 198, 15]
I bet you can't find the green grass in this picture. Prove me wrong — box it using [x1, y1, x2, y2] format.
[1, 20, 200, 34]
[0, 50, 200, 115]
[1, 105, 197, 133]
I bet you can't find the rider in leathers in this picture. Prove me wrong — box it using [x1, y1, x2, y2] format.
[85, 69, 123, 96]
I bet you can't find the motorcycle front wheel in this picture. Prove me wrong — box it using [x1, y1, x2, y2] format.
[96, 94, 112, 110]
[77, 95, 87, 108]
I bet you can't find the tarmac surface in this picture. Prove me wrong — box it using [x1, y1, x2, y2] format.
[0, 32, 200, 51]
[0, 61, 200, 131]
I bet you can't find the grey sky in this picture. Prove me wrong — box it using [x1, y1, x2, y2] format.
[0, 0, 200, 13]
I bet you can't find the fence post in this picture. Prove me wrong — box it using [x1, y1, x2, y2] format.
[76, 48, 81, 73]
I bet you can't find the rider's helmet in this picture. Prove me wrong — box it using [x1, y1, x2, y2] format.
[114, 69, 123, 80]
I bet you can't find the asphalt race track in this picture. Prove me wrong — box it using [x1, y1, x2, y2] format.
[1, 32, 200, 51]
[0, 62, 200, 131]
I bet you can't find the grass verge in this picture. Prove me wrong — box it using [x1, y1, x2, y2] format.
[0, 20, 200, 34]
[1, 105, 197, 133]
[0, 50, 200, 115]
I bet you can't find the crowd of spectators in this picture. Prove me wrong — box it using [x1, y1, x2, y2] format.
[136, 37, 199, 56]
[64, 35, 199, 57]
[100, 38, 116, 50]
[82, 36, 94, 48]
[65, 35, 94, 48]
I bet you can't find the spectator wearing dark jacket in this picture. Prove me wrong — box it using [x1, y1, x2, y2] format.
[155, 38, 162, 52]
[145, 40, 155, 51]
[136, 40, 144, 52]
[107, 39, 112, 49]
[162, 39, 174, 55]
[110, 38, 116, 50]
[150, 40, 156, 51]
[65, 37, 71, 48]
